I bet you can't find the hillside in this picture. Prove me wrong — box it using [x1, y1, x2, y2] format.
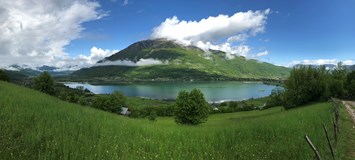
[72, 39, 290, 82]
[0, 81, 354, 159]
[3, 64, 73, 78]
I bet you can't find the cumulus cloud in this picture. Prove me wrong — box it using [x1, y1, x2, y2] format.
[96, 58, 164, 67]
[227, 34, 248, 43]
[151, 9, 270, 58]
[343, 60, 355, 65]
[256, 51, 269, 57]
[0, 0, 106, 68]
[289, 59, 355, 67]
[54, 47, 118, 70]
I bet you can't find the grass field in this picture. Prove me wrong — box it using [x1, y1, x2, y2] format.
[126, 97, 174, 108]
[0, 81, 353, 159]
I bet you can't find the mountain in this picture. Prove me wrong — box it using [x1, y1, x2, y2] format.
[4, 64, 74, 78]
[72, 39, 290, 82]
[37, 65, 59, 72]
[6, 64, 42, 77]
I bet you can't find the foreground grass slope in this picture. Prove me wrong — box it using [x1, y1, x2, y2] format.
[0, 81, 353, 159]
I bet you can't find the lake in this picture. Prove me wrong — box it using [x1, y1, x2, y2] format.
[64, 81, 278, 102]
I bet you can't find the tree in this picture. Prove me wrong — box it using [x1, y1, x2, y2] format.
[92, 91, 126, 113]
[347, 71, 355, 99]
[266, 87, 284, 108]
[0, 70, 10, 82]
[283, 66, 330, 109]
[329, 62, 347, 98]
[78, 96, 87, 106]
[33, 72, 55, 95]
[175, 89, 209, 125]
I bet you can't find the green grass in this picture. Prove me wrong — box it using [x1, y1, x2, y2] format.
[244, 97, 270, 107]
[0, 81, 353, 159]
[126, 97, 174, 108]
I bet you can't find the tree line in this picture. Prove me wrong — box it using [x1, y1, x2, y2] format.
[267, 62, 355, 109]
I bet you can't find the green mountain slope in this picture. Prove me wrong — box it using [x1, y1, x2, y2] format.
[73, 39, 290, 81]
[0, 81, 353, 159]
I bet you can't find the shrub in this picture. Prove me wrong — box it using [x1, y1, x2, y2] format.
[33, 72, 55, 95]
[92, 91, 126, 114]
[174, 89, 209, 125]
[265, 88, 284, 108]
[0, 70, 10, 82]
[347, 71, 355, 99]
[148, 110, 157, 121]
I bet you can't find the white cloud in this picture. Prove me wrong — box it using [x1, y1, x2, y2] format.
[288, 59, 355, 67]
[151, 9, 270, 58]
[122, 0, 129, 6]
[227, 34, 248, 43]
[194, 41, 250, 58]
[54, 47, 118, 70]
[343, 60, 355, 65]
[0, 0, 106, 68]
[80, 47, 119, 65]
[96, 58, 164, 67]
[256, 51, 269, 57]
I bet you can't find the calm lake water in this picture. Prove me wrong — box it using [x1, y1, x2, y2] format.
[64, 81, 277, 102]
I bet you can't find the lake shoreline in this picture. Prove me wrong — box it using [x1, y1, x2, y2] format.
[59, 79, 283, 86]
[63, 81, 278, 102]
[56, 76, 285, 86]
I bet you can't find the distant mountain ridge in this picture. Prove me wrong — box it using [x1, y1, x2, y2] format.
[72, 39, 291, 82]
[3, 64, 74, 77]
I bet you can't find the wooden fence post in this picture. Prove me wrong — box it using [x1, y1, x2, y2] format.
[305, 135, 322, 160]
[333, 119, 337, 143]
[332, 98, 339, 133]
[323, 123, 335, 159]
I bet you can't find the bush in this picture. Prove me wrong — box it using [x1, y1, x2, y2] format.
[148, 110, 157, 121]
[346, 71, 355, 99]
[0, 70, 10, 82]
[129, 105, 174, 118]
[229, 101, 240, 112]
[265, 88, 284, 108]
[33, 72, 55, 95]
[91, 91, 126, 114]
[174, 89, 209, 125]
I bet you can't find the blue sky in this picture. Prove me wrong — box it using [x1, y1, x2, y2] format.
[0, 0, 354, 68]
[68, 0, 355, 66]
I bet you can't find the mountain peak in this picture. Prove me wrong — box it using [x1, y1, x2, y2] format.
[98, 39, 187, 63]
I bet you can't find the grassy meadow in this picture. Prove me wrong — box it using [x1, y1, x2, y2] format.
[0, 81, 354, 159]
